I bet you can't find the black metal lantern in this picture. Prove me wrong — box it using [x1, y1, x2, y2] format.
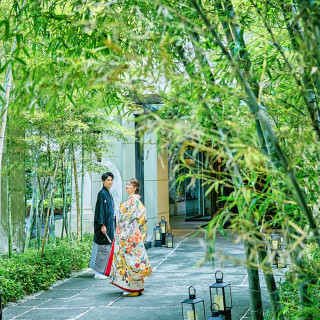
[181, 286, 206, 320]
[269, 231, 280, 266]
[159, 216, 167, 246]
[277, 236, 287, 268]
[207, 304, 225, 320]
[154, 223, 162, 247]
[166, 230, 174, 248]
[269, 231, 280, 250]
[209, 271, 232, 320]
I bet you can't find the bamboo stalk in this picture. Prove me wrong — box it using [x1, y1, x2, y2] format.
[40, 147, 62, 257]
[25, 143, 40, 250]
[61, 152, 70, 239]
[63, 152, 70, 238]
[81, 131, 84, 241]
[295, 0, 320, 96]
[189, 0, 320, 250]
[35, 179, 40, 249]
[257, 237, 283, 318]
[6, 116, 12, 258]
[251, 0, 320, 141]
[175, 28, 267, 319]
[244, 239, 264, 320]
[72, 145, 81, 239]
[69, 159, 73, 241]
[0, 70, 12, 175]
[61, 154, 65, 239]
[49, 192, 55, 244]
[189, 2, 317, 317]
[174, 6, 286, 318]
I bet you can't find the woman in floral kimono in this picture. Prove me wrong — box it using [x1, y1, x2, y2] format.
[106, 178, 152, 296]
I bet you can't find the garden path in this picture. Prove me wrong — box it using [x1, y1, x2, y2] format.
[3, 216, 287, 320]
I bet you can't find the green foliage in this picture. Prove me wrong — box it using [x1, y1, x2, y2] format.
[1, 0, 320, 317]
[27, 198, 64, 210]
[42, 198, 64, 210]
[264, 241, 320, 319]
[0, 234, 93, 307]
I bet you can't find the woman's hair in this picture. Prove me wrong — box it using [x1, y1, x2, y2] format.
[128, 178, 140, 194]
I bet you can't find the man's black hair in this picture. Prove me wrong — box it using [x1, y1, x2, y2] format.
[101, 172, 114, 181]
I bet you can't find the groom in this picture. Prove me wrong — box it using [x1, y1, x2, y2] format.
[90, 172, 115, 279]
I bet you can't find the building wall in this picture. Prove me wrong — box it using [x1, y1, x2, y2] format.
[143, 131, 159, 241]
[57, 113, 170, 245]
[157, 153, 169, 230]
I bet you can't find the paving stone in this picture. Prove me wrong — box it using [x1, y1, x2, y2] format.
[35, 289, 83, 299]
[3, 216, 279, 320]
[53, 278, 95, 290]
[3, 306, 33, 320]
[16, 299, 48, 307]
[15, 307, 90, 319]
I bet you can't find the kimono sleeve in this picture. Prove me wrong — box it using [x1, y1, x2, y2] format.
[134, 201, 146, 226]
[98, 191, 107, 225]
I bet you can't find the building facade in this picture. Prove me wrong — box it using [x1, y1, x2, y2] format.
[56, 111, 170, 244]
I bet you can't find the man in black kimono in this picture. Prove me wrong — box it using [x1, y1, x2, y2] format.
[90, 172, 115, 279]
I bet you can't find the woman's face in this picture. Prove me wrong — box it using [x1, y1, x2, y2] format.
[126, 181, 136, 195]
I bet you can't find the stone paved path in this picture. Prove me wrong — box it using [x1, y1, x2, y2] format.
[3, 216, 287, 320]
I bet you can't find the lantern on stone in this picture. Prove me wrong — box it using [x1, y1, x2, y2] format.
[207, 304, 225, 320]
[166, 230, 174, 248]
[154, 223, 162, 247]
[159, 216, 167, 246]
[181, 286, 206, 320]
[209, 271, 232, 320]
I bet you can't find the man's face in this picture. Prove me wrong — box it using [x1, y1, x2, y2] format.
[102, 176, 113, 190]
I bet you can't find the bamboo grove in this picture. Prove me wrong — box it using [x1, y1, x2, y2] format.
[1, 0, 320, 319]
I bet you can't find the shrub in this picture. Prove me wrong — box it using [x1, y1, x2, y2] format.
[264, 241, 320, 319]
[42, 198, 64, 210]
[0, 234, 93, 307]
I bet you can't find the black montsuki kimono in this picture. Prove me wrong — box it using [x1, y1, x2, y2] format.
[90, 186, 115, 274]
[93, 186, 115, 245]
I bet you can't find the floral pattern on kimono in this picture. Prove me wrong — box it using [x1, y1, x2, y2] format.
[108, 194, 152, 292]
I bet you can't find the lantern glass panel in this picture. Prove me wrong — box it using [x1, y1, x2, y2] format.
[182, 301, 205, 320]
[211, 286, 232, 311]
[270, 233, 280, 250]
[160, 222, 167, 233]
[166, 234, 174, 248]
[155, 229, 161, 241]
[160, 216, 167, 233]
